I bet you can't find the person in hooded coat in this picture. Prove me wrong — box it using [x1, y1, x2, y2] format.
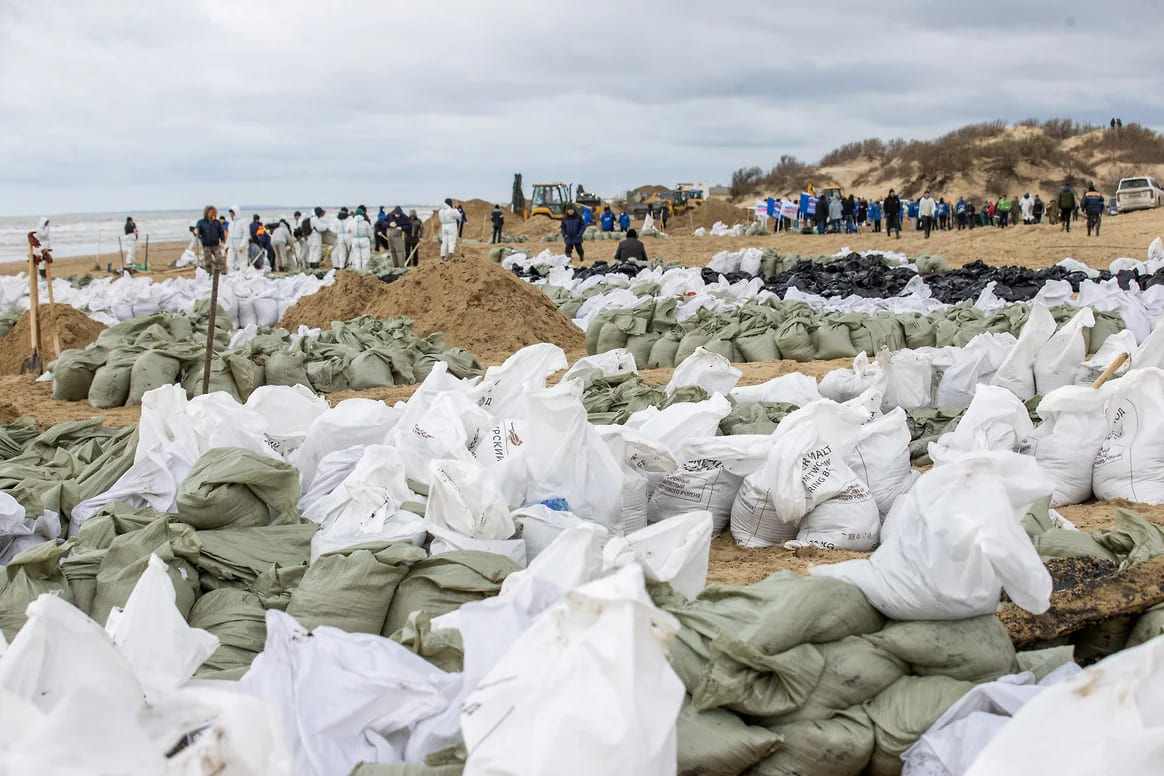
[560, 206, 586, 261]
[123, 216, 139, 267]
[439, 199, 461, 260]
[883, 190, 902, 238]
[331, 207, 352, 269]
[271, 219, 296, 272]
[387, 206, 409, 267]
[35, 217, 51, 254]
[618, 210, 631, 231]
[491, 205, 505, 243]
[1058, 184, 1077, 232]
[1020, 193, 1035, 224]
[305, 207, 333, 269]
[223, 207, 247, 272]
[352, 206, 374, 271]
[406, 209, 423, 261]
[374, 210, 391, 251]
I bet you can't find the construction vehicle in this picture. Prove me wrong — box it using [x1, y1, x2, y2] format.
[574, 184, 603, 213]
[527, 182, 571, 219]
[676, 183, 705, 208]
[818, 184, 844, 201]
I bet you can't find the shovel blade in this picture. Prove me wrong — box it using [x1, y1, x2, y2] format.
[20, 351, 43, 376]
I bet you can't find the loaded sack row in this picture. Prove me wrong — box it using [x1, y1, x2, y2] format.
[583, 297, 1125, 368]
[50, 306, 482, 408]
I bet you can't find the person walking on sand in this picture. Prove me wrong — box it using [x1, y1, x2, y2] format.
[438, 199, 461, 260]
[1058, 184, 1076, 232]
[1033, 195, 1045, 224]
[828, 196, 843, 233]
[225, 206, 247, 272]
[1082, 183, 1105, 237]
[194, 206, 227, 274]
[613, 228, 648, 262]
[457, 205, 467, 238]
[1019, 193, 1034, 225]
[351, 206, 373, 271]
[618, 209, 631, 232]
[387, 206, 409, 267]
[955, 197, 968, 230]
[561, 206, 586, 262]
[271, 218, 296, 272]
[869, 199, 883, 233]
[918, 191, 936, 238]
[123, 216, 139, 268]
[883, 189, 902, 239]
[491, 204, 505, 244]
[304, 207, 333, 269]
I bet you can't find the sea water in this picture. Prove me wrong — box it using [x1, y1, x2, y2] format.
[0, 205, 435, 264]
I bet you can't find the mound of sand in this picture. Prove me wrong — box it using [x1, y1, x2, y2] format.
[427, 198, 564, 240]
[687, 199, 755, 231]
[364, 255, 584, 363]
[0, 305, 107, 374]
[278, 271, 388, 330]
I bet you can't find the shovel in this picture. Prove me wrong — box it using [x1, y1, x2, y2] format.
[20, 233, 42, 375]
[43, 253, 62, 359]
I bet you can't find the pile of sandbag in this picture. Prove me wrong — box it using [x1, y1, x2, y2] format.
[51, 312, 482, 408]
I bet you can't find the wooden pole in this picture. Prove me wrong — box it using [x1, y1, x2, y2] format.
[43, 259, 61, 359]
[117, 235, 125, 267]
[26, 240, 41, 371]
[201, 267, 221, 394]
[1091, 352, 1129, 389]
[144, 234, 150, 270]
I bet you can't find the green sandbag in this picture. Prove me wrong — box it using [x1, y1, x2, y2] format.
[52, 347, 107, 401]
[194, 522, 318, 588]
[88, 350, 137, 408]
[647, 334, 681, 369]
[702, 337, 736, 362]
[676, 697, 783, 776]
[813, 319, 858, 360]
[347, 350, 398, 390]
[388, 610, 465, 673]
[189, 588, 268, 674]
[250, 563, 307, 611]
[774, 318, 816, 362]
[863, 675, 974, 776]
[0, 416, 39, 461]
[675, 329, 712, 364]
[382, 551, 519, 636]
[348, 764, 463, 776]
[60, 547, 106, 616]
[752, 707, 874, 776]
[865, 615, 1016, 683]
[774, 636, 908, 723]
[1088, 311, 1124, 352]
[1032, 528, 1120, 563]
[914, 254, 949, 274]
[1072, 615, 1134, 663]
[176, 447, 301, 530]
[596, 322, 630, 353]
[650, 298, 679, 334]
[1127, 603, 1164, 648]
[436, 348, 481, 379]
[90, 517, 201, 625]
[127, 350, 181, 405]
[900, 315, 937, 349]
[735, 331, 780, 363]
[286, 543, 426, 634]
[584, 316, 605, 355]
[625, 332, 661, 370]
[0, 538, 75, 640]
[265, 346, 312, 388]
[1093, 508, 1164, 569]
[306, 355, 351, 393]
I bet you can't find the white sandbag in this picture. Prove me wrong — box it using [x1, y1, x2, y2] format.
[1092, 367, 1164, 503]
[903, 663, 1080, 776]
[819, 351, 886, 404]
[730, 372, 822, 405]
[254, 296, 280, 327]
[729, 401, 867, 548]
[665, 347, 742, 396]
[511, 504, 591, 563]
[290, 398, 403, 493]
[990, 302, 1056, 400]
[936, 333, 1015, 407]
[739, 247, 764, 276]
[813, 451, 1055, 620]
[425, 459, 525, 566]
[104, 554, 219, 700]
[1034, 307, 1094, 394]
[563, 349, 638, 380]
[624, 393, 732, 453]
[1131, 314, 1164, 370]
[965, 637, 1164, 776]
[881, 348, 935, 410]
[468, 343, 567, 419]
[0, 495, 58, 565]
[240, 610, 461, 776]
[305, 445, 427, 560]
[707, 249, 742, 274]
[245, 384, 331, 458]
[387, 392, 490, 486]
[596, 424, 680, 534]
[1022, 385, 1111, 506]
[929, 385, 1035, 465]
[296, 445, 366, 514]
[649, 434, 774, 531]
[460, 564, 684, 776]
[787, 480, 880, 551]
[1075, 328, 1137, 386]
[603, 510, 713, 599]
[847, 407, 914, 515]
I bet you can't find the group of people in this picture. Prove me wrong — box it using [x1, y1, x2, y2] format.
[809, 183, 1109, 240]
[189, 203, 444, 275]
[557, 206, 648, 264]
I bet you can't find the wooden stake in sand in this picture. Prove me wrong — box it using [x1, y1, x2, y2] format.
[43, 253, 61, 359]
[20, 233, 42, 375]
[201, 267, 221, 394]
[1091, 352, 1129, 389]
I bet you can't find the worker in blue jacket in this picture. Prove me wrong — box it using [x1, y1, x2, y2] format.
[599, 206, 616, 232]
[581, 206, 594, 226]
[618, 210, 631, 231]
[907, 199, 920, 230]
[868, 200, 883, 232]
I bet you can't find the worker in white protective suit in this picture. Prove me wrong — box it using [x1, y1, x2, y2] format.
[123, 216, 139, 267]
[271, 219, 297, 272]
[331, 206, 353, 269]
[225, 205, 247, 272]
[35, 217, 51, 252]
[438, 198, 460, 260]
[351, 206, 373, 271]
[305, 207, 332, 269]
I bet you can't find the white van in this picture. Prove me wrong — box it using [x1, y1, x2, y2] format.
[1116, 176, 1164, 213]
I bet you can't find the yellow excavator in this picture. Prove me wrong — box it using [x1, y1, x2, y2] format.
[527, 182, 571, 220]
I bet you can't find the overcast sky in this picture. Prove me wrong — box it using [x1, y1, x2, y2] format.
[2, 0, 1162, 215]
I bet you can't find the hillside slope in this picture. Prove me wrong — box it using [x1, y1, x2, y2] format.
[732, 120, 1164, 201]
